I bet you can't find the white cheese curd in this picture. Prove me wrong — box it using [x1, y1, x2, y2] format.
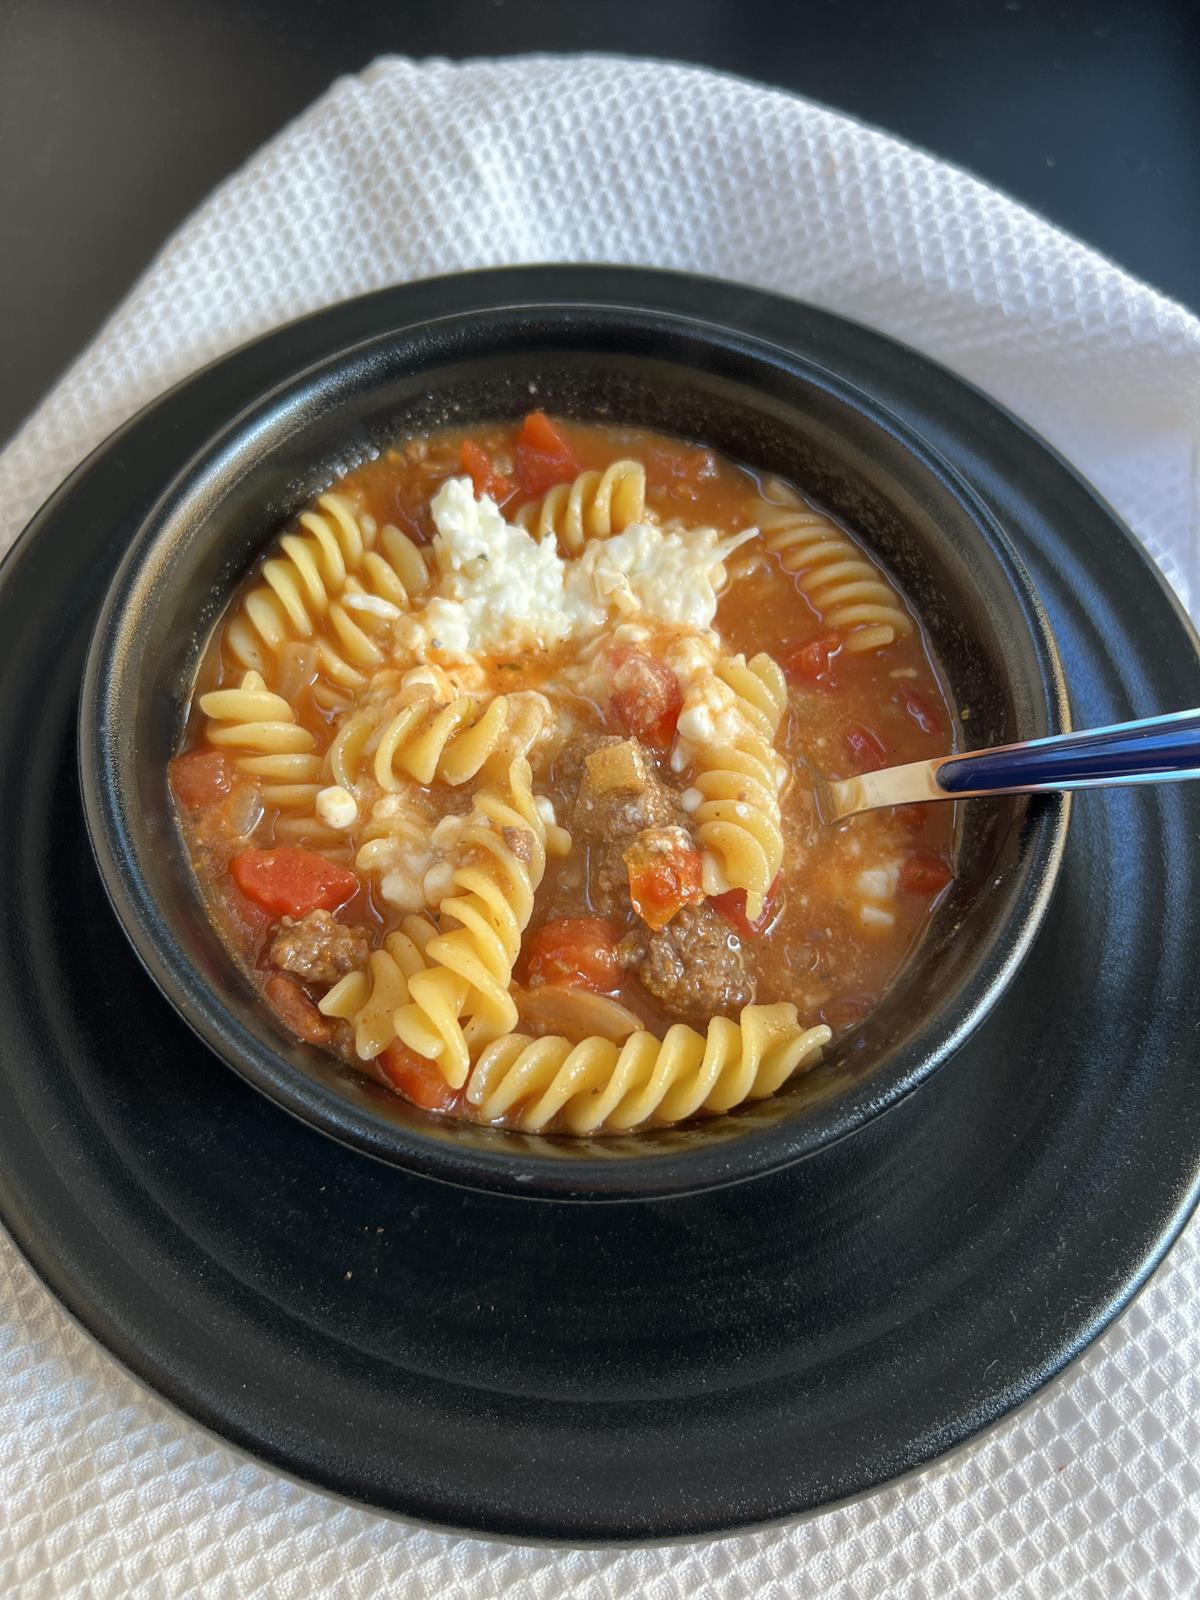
[854, 860, 903, 933]
[314, 785, 358, 830]
[860, 904, 896, 929]
[569, 521, 756, 633]
[397, 477, 596, 657]
[856, 863, 901, 901]
[418, 807, 484, 909]
[671, 674, 754, 771]
[394, 479, 751, 660]
[369, 794, 436, 912]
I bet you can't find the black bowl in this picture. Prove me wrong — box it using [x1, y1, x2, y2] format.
[79, 302, 1069, 1199]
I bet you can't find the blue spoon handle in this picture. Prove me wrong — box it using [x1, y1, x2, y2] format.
[937, 708, 1200, 794]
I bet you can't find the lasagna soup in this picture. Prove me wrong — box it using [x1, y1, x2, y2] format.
[171, 414, 955, 1133]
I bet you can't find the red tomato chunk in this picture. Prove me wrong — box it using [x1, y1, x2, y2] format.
[710, 876, 781, 939]
[514, 411, 581, 497]
[608, 650, 683, 748]
[899, 852, 953, 895]
[170, 749, 233, 810]
[783, 632, 842, 685]
[459, 439, 513, 504]
[625, 835, 705, 932]
[231, 847, 359, 918]
[843, 722, 888, 773]
[895, 685, 942, 736]
[525, 916, 622, 991]
[377, 1041, 460, 1112]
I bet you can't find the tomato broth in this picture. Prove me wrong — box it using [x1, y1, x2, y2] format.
[172, 415, 956, 1130]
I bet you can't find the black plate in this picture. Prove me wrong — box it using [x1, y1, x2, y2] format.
[2, 267, 1199, 1543]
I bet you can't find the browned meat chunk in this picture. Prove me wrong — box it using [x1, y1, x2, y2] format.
[568, 735, 687, 904]
[269, 909, 369, 990]
[636, 903, 755, 1025]
[263, 972, 336, 1046]
[563, 733, 755, 1025]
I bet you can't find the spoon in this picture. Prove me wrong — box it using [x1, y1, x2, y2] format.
[814, 707, 1200, 825]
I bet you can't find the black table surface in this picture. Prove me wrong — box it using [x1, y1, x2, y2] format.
[2, 0, 1197, 450]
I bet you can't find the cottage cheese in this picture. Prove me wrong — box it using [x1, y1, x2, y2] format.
[395, 478, 754, 659]
[671, 673, 753, 771]
[571, 520, 754, 632]
[314, 785, 358, 830]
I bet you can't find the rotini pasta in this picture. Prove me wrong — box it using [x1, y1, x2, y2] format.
[686, 652, 788, 921]
[755, 479, 911, 654]
[467, 1005, 831, 1132]
[319, 914, 437, 1059]
[392, 758, 560, 1087]
[200, 670, 321, 812]
[367, 689, 553, 789]
[514, 460, 646, 553]
[224, 494, 431, 688]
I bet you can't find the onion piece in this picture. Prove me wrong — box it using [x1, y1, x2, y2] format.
[223, 779, 264, 840]
[276, 642, 319, 701]
[514, 984, 641, 1044]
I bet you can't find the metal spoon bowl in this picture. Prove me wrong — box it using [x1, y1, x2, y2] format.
[814, 707, 1200, 825]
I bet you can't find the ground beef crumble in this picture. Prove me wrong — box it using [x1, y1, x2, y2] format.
[563, 732, 755, 1023]
[636, 903, 754, 1025]
[269, 910, 369, 990]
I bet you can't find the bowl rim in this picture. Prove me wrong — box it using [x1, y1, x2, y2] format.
[79, 298, 1070, 1201]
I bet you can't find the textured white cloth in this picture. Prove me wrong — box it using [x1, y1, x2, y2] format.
[2, 53, 1199, 1600]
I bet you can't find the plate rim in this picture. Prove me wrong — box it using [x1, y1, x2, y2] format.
[1, 263, 1198, 1542]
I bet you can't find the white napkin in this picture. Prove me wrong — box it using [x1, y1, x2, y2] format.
[2, 54, 1198, 1600]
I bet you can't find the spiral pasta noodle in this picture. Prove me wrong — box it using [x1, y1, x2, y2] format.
[687, 652, 788, 921]
[514, 460, 646, 553]
[199, 670, 321, 813]
[224, 494, 431, 689]
[365, 689, 553, 790]
[319, 915, 437, 1059]
[467, 1004, 831, 1133]
[392, 758, 560, 1087]
[755, 479, 911, 654]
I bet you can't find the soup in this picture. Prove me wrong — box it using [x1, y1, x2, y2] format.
[170, 414, 956, 1133]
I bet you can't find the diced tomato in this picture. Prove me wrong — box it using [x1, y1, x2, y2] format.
[899, 852, 954, 896]
[895, 685, 942, 736]
[891, 803, 927, 832]
[783, 632, 842, 685]
[264, 972, 334, 1046]
[710, 875, 781, 939]
[459, 439, 514, 504]
[843, 722, 889, 773]
[231, 847, 359, 918]
[525, 916, 622, 992]
[645, 444, 718, 491]
[608, 649, 684, 748]
[624, 833, 705, 932]
[170, 749, 233, 810]
[377, 1041, 460, 1112]
[514, 411, 581, 497]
